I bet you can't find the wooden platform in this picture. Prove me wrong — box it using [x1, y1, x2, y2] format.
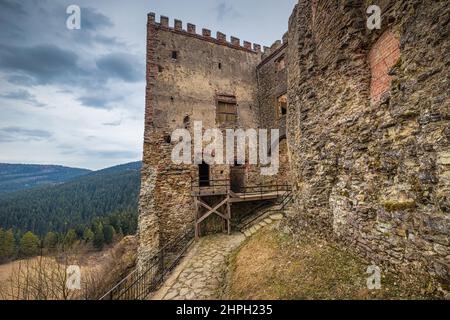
[192, 185, 290, 239]
[228, 190, 288, 203]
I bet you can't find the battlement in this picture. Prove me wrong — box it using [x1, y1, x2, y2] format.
[260, 32, 288, 61]
[148, 12, 263, 54]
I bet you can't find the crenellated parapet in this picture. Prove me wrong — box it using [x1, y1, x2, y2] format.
[148, 12, 263, 54]
[261, 32, 288, 61]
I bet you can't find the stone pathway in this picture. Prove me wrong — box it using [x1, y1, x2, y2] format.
[242, 212, 284, 238]
[152, 233, 245, 300]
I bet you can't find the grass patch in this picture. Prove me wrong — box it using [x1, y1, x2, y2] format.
[223, 226, 442, 300]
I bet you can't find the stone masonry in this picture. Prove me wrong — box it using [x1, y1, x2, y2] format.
[286, 0, 449, 282]
[139, 1, 449, 284]
[138, 13, 289, 268]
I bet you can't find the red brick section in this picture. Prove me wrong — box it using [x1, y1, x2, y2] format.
[368, 30, 400, 103]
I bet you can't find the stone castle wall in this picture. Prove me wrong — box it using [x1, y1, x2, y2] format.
[286, 0, 449, 281]
[139, 14, 265, 266]
[139, 1, 449, 284]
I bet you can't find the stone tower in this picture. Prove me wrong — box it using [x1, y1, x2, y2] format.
[138, 13, 290, 267]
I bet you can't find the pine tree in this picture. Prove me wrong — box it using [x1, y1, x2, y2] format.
[5, 229, 15, 258]
[0, 228, 15, 260]
[93, 225, 104, 250]
[83, 228, 94, 243]
[0, 228, 6, 260]
[64, 229, 78, 248]
[103, 225, 115, 245]
[20, 231, 40, 257]
[44, 231, 58, 250]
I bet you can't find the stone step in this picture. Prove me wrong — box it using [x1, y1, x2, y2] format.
[242, 212, 287, 238]
[263, 218, 273, 224]
[270, 213, 284, 221]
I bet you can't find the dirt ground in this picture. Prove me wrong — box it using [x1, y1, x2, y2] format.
[223, 224, 447, 300]
[0, 236, 136, 300]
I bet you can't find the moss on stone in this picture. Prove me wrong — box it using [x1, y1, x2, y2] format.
[382, 199, 416, 212]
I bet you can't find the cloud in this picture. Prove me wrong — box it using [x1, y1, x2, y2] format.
[67, 7, 127, 47]
[81, 7, 114, 31]
[0, 127, 52, 142]
[0, 0, 148, 168]
[96, 53, 144, 83]
[102, 119, 122, 127]
[0, 1, 26, 16]
[0, 44, 83, 86]
[89, 150, 140, 159]
[57, 146, 139, 160]
[0, 89, 46, 107]
[215, 2, 241, 21]
[77, 94, 123, 109]
[0, 44, 143, 91]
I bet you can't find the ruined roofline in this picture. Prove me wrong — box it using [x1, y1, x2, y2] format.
[148, 12, 262, 54]
[257, 31, 288, 69]
[258, 41, 288, 69]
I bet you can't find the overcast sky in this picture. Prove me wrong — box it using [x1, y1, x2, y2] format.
[0, 0, 297, 170]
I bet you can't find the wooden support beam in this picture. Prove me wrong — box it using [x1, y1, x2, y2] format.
[197, 197, 229, 224]
[194, 196, 199, 239]
[226, 196, 231, 235]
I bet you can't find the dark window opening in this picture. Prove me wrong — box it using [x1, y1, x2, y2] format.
[218, 62, 222, 69]
[171, 51, 178, 60]
[158, 65, 163, 73]
[164, 135, 171, 144]
[198, 162, 210, 187]
[277, 94, 287, 118]
[170, 96, 174, 102]
[183, 115, 190, 129]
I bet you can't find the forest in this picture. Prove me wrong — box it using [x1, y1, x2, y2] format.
[0, 162, 141, 262]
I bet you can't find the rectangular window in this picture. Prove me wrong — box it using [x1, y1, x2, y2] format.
[216, 95, 237, 125]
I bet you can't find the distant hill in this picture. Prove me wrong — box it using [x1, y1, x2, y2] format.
[0, 163, 91, 196]
[86, 161, 142, 177]
[0, 161, 142, 236]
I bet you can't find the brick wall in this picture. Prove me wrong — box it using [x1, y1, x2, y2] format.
[369, 30, 400, 103]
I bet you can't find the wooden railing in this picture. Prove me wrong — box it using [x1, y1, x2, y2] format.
[191, 178, 230, 196]
[191, 178, 291, 200]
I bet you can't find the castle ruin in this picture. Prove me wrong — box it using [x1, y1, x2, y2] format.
[138, 0, 449, 284]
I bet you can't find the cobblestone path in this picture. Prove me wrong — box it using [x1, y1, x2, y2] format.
[152, 233, 245, 300]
